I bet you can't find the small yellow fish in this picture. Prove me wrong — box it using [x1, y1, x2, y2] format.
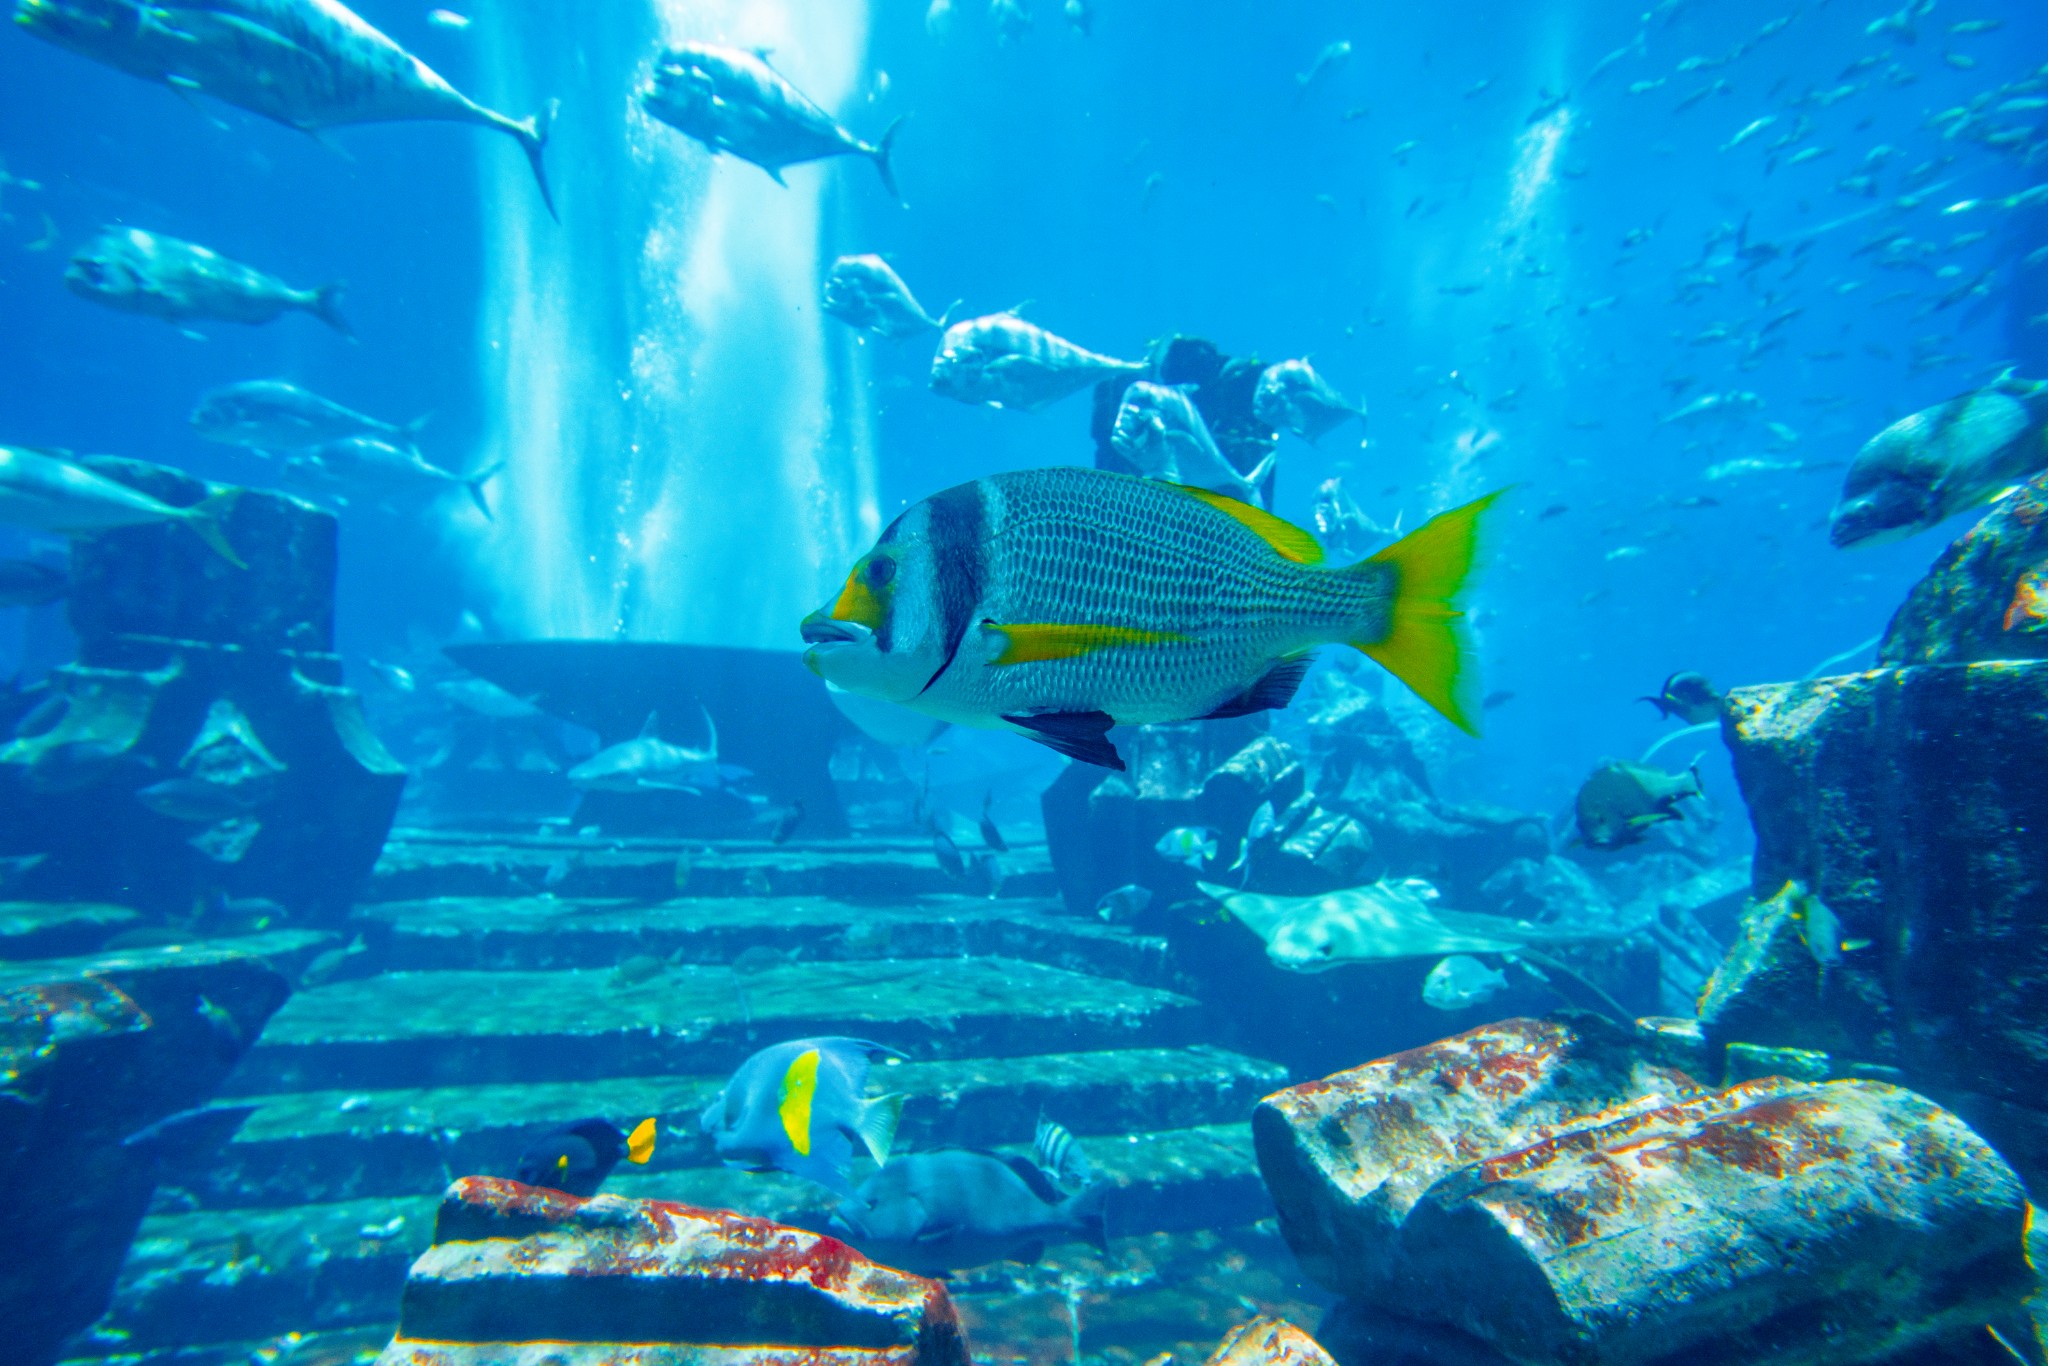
[2003, 568, 2047, 632]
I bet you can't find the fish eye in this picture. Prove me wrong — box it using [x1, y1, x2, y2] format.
[865, 556, 896, 587]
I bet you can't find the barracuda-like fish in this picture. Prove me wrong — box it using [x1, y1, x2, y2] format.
[0, 445, 242, 565]
[14, 0, 556, 217]
[1830, 370, 2048, 547]
[929, 314, 1144, 411]
[641, 42, 900, 198]
[66, 226, 351, 337]
[287, 437, 501, 519]
[822, 254, 954, 340]
[190, 380, 424, 453]
[1112, 381, 1275, 504]
[801, 467, 1502, 771]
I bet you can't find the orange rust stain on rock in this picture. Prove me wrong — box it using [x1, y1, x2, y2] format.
[1635, 1095, 1850, 1179]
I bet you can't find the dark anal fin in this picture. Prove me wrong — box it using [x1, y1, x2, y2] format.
[1200, 654, 1314, 720]
[1003, 711, 1124, 770]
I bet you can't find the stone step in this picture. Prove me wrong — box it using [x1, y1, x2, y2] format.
[354, 892, 1173, 987]
[0, 900, 142, 960]
[369, 831, 1056, 904]
[189, 1045, 1286, 1208]
[224, 957, 1198, 1094]
[91, 1124, 1275, 1353]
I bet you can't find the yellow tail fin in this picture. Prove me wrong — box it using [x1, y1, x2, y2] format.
[1349, 488, 1505, 735]
[185, 488, 245, 569]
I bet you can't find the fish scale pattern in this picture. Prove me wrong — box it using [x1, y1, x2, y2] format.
[946, 468, 1389, 723]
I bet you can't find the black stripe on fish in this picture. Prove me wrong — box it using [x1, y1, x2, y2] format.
[916, 481, 988, 693]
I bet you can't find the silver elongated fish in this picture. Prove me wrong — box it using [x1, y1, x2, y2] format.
[0, 445, 242, 565]
[823, 254, 954, 340]
[1112, 381, 1275, 505]
[287, 437, 501, 519]
[801, 467, 1502, 771]
[66, 226, 352, 337]
[15, 0, 556, 217]
[641, 42, 900, 198]
[929, 313, 1144, 411]
[1254, 359, 1367, 445]
[190, 380, 424, 453]
[567, 711, 722, 794]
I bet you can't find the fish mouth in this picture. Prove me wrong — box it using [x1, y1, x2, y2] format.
[800, 615, 869, 647]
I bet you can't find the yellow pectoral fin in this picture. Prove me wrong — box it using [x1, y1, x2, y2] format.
[989, 622, 1188, 665]
[1175, 484, 1324, 564]
[626, 1116, 657, 1165]
[779, 1048, 821, 1157]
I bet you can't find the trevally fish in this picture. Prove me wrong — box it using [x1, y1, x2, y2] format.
[66, 226, 352, 337]
[800, 468, 1501, 771]
[929, 314, 1144, 411]
[831, 1146, 1108, 1273]
[512, 1116, 656, 1198]
[1112, 382, 1275, 505]
[641, 42, 900, 198]
[0, 446, 241, 565]
[190, 380, 426, 453]
[822, 254, 954, 340]
[1829, 370, 2048, 548]
[566, 710, 725, 794]
[1253, 359, 1367, 445]
[287, 437, 502, 519]
[699, 1037, 904, 1201]
[15, 0, 556, 217]
[1422, 954, 1509, 1010]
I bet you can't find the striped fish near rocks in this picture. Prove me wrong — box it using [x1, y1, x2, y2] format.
[929, 313, 1145, 411]
[801, 467, 1503, 770]
[14, 0, 557, 217]
[641, 42, 901, 197]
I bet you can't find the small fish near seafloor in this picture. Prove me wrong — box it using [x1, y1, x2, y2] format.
[830, 1143, 1108, 1274]
[0, 445, 242, 566]
[641, 42, 901, 198]
[699, 1037, 905, 1201]
[66, 226, 353, 338]
[14, 0, 557, 217]
[1155, 825, 1218, 870]
[929, 314, 1144, 412]
[800, 467, 1504, 772]
[512, 1116, 657, 1198]
[1422, 953, 1509, 1010]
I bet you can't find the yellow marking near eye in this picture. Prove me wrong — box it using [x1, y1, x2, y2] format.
[989, 622, 1188, 665]
[830, 565, 886, 630]
[779, 1048, 821, 1157]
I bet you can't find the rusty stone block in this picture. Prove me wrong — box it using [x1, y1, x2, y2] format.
[374, 1176, 972, 1366]
[1256, 1019, 2034, 1365]
[1203, 1316, 1338, 1366]
[1252, 1016, 1695, 1297]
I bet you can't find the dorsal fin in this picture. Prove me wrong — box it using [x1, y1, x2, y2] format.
[1175, 485, 1324, 564]
[637, 712, 659, 741]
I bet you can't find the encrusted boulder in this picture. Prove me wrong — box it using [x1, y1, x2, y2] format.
[1203, 1316, 1339, 1366]
[374, 1176, 972, 1366]
[1878, 472, 2048, 666]
[0, 938, 296, 1366]
[1715, 660, 2048, 1178]
[1255, 1017, 2033, 1365]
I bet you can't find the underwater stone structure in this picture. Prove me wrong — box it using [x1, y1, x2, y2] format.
[0, 937, 301, 1366]
[1708, 476, 2048, 1184]
[374, 1176, 972, 1366]
[1203, 1316, 1340, 1366]
[1254, 1017, 2035, 1366]
[0, 458, 405, 924]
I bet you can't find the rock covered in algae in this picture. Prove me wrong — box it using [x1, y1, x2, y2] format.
[373, 1175, 972, 1366]
[1202, 1315, 1339, 1366]
[1254, 1017, 2033, 1365]
[0, 939, 293, 1366]
[1878, 471, 2048, 665]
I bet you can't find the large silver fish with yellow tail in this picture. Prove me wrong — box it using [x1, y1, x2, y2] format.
[800, 467, 1501, 770]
